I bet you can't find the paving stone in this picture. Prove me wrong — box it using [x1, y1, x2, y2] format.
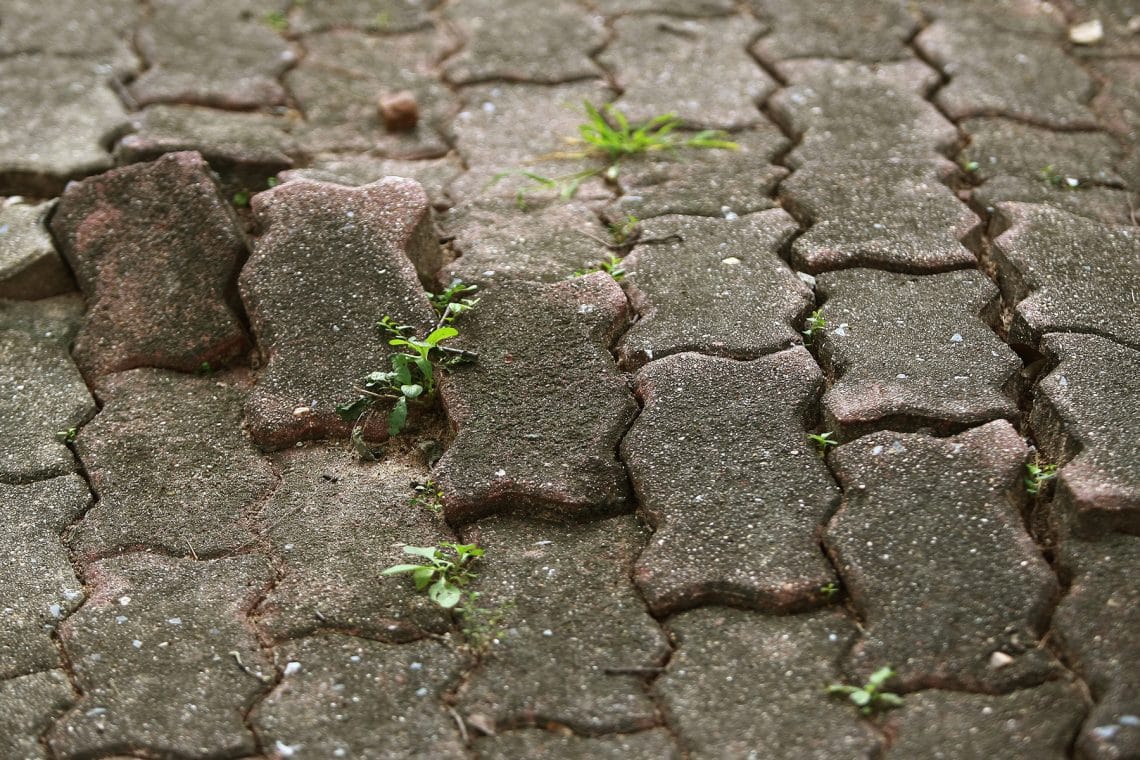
[443, 0, 603, 84]
[0, 201, 74, 300]
[782, 159, 981, 274]
[280, 154, 463, 208]
[50, 151, 250, 379]
[68, 369, 277, 560]
[749, 0, 921, 62]
[919, 0, 1069, 34]
[592, 0, 735, 14]
[292, 0, 440, 33]
[434, 275, 635, 522]
[456, 516, 668, 734]
[0, 0, 138, 72]
[989, 202, 1140, 350]
[887, 680, 1087, 759]
[972, 175, 1137, 227]
[659, 607, 882, 759]
[1066, 0, 1140, 57]
[475, 729, 679, 759]
[0, 670, 75, 760]
[47, 553, 273, 758]
[0, 476, 89, 680]
[815, 268, 1021, 439]
[599, 15, 774, 130]
[623, 349, 838, 615]
[1091, 59, 1140, 141]
[0, 295, 96, 484]
[960, 117, 1123, 185]
[1031, 333, 1140, 537]
[825, 421, 1061, 692]
[240, 177, 439, 449]
[251, 634, 466, 758]
[617, 211, 810, 369]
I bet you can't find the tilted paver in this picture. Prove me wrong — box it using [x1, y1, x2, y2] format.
[0, 201, 74, 300]
[291, 0, 439, 33]
[280, 154, 464, 209]
[0, 670, 75, 760]
[748, 0, 921, 62]
[474, 729, 679, 759]
[622, 349, 838, 615]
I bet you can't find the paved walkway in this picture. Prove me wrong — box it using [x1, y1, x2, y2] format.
[1, 1, 1139, 758]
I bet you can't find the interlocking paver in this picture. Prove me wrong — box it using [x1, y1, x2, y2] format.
[279, 154, 464, 209]
[972, 176, 1137, 227]
[0, 670, 74, 760]
[960, 118, 1122, 186]
[749, 0, 921, 62]
[0, 0, 138, 72]
[292, 0, 439, 33]
[825, 421, 1061, 691]
[475, 729, 679, 759]
[0, 201, 74, 300]
[1091, 59, 1140, 141]
[594, 0, 734, 13]
[623, 349, 838, 615]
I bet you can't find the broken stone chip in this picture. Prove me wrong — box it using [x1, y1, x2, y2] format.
[1069, 19, 1104, 45]
[378, 90, 419, 131]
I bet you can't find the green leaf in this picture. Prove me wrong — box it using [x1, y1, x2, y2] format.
[826, 685, 857, 696]
[388, 396, 408, 436]
[401, 384, 424, 398]
[425, 326, 459, 345]
[335, 398, 372, 422]
[381, 564, 423, 575]
[402, 545, 440, 559]
[391, 355, 413, 386]
[850, 690, 872, 706]
[878, 693, 905, 707]
[867, 666, 894, 688]
[412, 566, 436, 590]
[429, 579, 463, 608]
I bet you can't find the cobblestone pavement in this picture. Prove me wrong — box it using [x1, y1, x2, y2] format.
[1, 1, 1139, 758]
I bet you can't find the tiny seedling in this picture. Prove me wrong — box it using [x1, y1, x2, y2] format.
[960, 159, 980, 174]
[1040, 165, 1081, 190]
[55, 427, 77, 444]
[827, 666, 904, 716]
[459, 593, 514, 653]
[264, 9, 289, 32]
[802, 309, 826, 343]
[820, 581, 840, 601]
[572, 254, 626, 281]
[808, 431, 838, 452]
[608, 214, 641, 246]
[429, 280, 480, 325]
[382, 543, 484, 609]
[410, 479, 444, 513]
[232, 190, 250, 207]
[1025, 461, 1059, 496]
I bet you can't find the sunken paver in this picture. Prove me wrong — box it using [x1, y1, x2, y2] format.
[1030, 333, 1140, 537]
[48, 554, 273, 759]
[617, 211, 809, 369]
[254, 446, 454, 642]
[280, 154, 464, 209]
[475, 729, 679, 759]
[442, 0, 604, 84]
[292, 0, 439, 33]
[50, 151, 250, 380]
[455, 516, 669, 734]
[252, 634, 467, 758]
[599, 15, 774, 130]
[748, 0, 921, 62]
[0, 476, 90, 680]
[971, 176, 1137, 228]
[989, 202, 1140, 351]
[434, 275, 636, 522]
[0, 0, 138, 71]
[622, 349, 839, 616]
[0, 670, 75, 760]
[888, 681, 1087, 759]
[1053, 531, 1140, 760]
[825, 421, 1061, 692]
[68, 369, 277, 560]
[0, 295, 96, 484]
[659, 607, 882, 759]
[240, 177, 439, 449]
[959, 118, 1123, 186]
[815, 268, 1021, 439]
[0, 201, 74, 300]
[782, 159, 980, 274]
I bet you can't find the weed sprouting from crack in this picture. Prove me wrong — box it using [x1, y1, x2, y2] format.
[827, 666, 904, 717]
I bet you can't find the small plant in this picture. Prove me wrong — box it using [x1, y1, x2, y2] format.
[382, 543, 484, 609]
[429, 280, 480, 325]
[572, 254, 626, 281]
[232, 190, 250, 207]
[1025, 461, 1059, 495]
[959, 159, 980, 174]
[264, 9, 289, 32]
[608, 214, 641, 246]
[802, 309, 826, 344]
[55, 427, 77, 444]
[827, 666, 904, 716]
[410, 479, 444, 513]
[459, 593, 514, 653]
[1040, 165, 1081, 190]
[808, 431, 838, 452]
[820, 581, 840, 601]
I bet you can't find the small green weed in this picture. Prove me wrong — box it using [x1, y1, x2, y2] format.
[820, 581, 840, 601]
[572, 254, 626, 281]
[232, 190, 250, 207]
[1025, 461, 1058, 496]
[827, 666, 904, 716]
[802, 309, 826, 344]
[410, 479, 444, 513]
[459, 593, 514, 653]
[808, 431, 838, 452]
[382, 543, 484, 609]
[55, 427, 78, 444]
[608, 214, 641, 246]
[264, 9, 289, 32]
[960, 159, 980, 174]
[1040, 165, 1081, 190]
[429, 280, 480, 325]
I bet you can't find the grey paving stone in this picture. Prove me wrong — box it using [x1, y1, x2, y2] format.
[1066, 0, 1140, 57]
[240, 177, 439, 449]
[1091, 59, 1140, 141]
[0, 670, 75, 760]
[47, 553, 273, 758]
[815, 268, 1021, 439]
[443, 0, 604, 84]
[919, 0, 1069, 34]
[475, 729, 679, 759]
[67, 369, 277, 561]
[456, 516, 668, 734]
[0, 201, 74, 300]
[0, 0, 139, 72]
[0, 476, 89, 680]
[0, 295, 96, 484]
[50, 151, 250, 380]
[592, 0, 735, 14]
[623, 349, 838, 615]
[658, 607, 882, 759]
[782, 159, 981, 274]
[251, 634, 467, 758]
[291, 0, 440, 33]
[617, 211, 809, 369]
[960, 117, 1123, 185]
[279, 154, 464, 209]
[825, 421, 1061, 692]
[599, 15, 774, 130]
[972, 175, 1137, 227]
[1031, 333, 1140, 537]
[989, 202, 1140, 351]
[749, 0, 921, 62]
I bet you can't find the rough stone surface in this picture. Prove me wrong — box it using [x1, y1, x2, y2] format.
[1091, 59, 1140, 142]
[0, 670, 75, 760]
[51, 151, 250, 380]
[279, 154, 463, 209]
[825, 422, 1061, 691]
[475, 730, 679, 759]
[971, 176, 1137, 227]
[0, 201, 74, 299]
[960, 117, 1123, 186]
[815, 268, 1020, 438]
[617, 211, 809, 369]
[0, 0, 139, 71]
[623, 349, 839, 615]
[1065, 0, 1140, 58]
[749, 0, 921, 62]
[291, 0, 440, 33]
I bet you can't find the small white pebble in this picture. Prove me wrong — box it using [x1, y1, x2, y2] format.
[284, 661, 302, 676]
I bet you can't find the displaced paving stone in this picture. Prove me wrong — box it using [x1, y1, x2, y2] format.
[659, 607, 882, 759]
[782, 159, 980, 274]
[443, 0, 603, 84]
[280, 154, 464, 208]
[599, 15, 774, 130]
[989, 202, 1140, 350]
[0, 0, 139, 72]
[457, 516, 668, 734]
[960, 117, 1122, 185]
[434, 275, 635, 522]
[617, 211, 809, 369]
[749, 0, 921, 62]
[972, 175, 1137, 227]
[0, 477, 89, 679]
[1031, 333, 1140, 537]
[51, 151, 250, 379]
[48, 553, 273, 758]
[68, 369, 277, 560]
[0, 296, 96, 484]
[252, 634, 466, 758]
[825, 421, 1061, 692]
[623, 349, 838, 615]
[475, 729, 679, 759]
[292, 0, 439, 33]
[240, 177, 439, 449]
[815, 268, 1020, 439]
[0, 670, 75, 760]
[0, 201, 74, 300]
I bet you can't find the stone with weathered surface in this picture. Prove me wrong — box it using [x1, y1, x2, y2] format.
[475, 730, 679, 759]
[51, 152, 250, 380]
[240, 177, 439, 449]
[280, 154, 464, 209]
[919, 0, 1068, 33]
[0, 201, 73, 300]
[972, 176, 1137, 228]
[0, 476, 89, 679]
[48, 554, 273, 758]
[749, 0, 921, 62]
[292, 0, 439, 32]
[623, 349, 838, 615]
[1091, 59, 1140, 142]
[815, 268, 1020, 439]
[0, 0, 138, 72]
[68, 369, 277, 561]
[960, 118, 1122, 186]
[659, 607, 882, 759]
[825, 422, 1061, 692]
[989, 202, 1140, 351]
[0, 670, 74, 760]
[617, 211, 809, 369]
[1066, 0, 1140, 58]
